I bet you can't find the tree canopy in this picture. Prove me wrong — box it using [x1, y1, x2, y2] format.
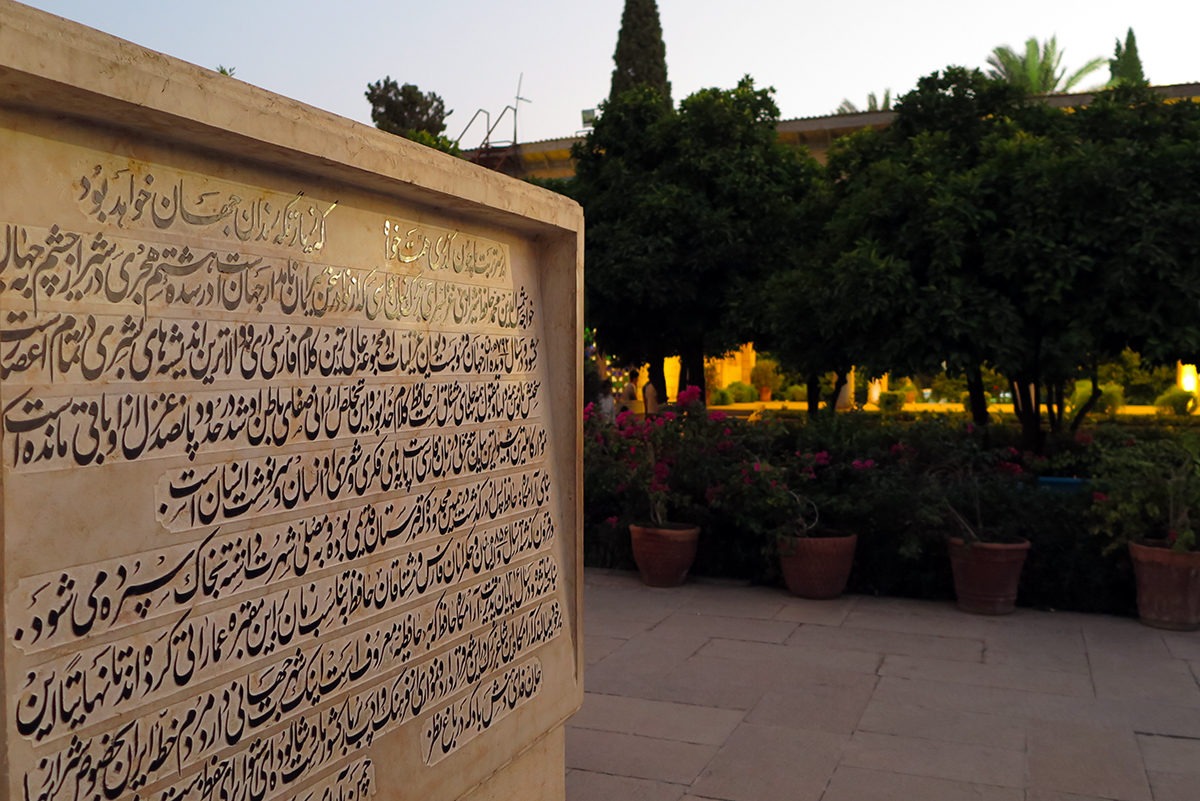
[778, 68, 1200, 448]
[365, 77, 459, 153]
[986, 36, 1105, 94]
[609, 0, 671, 104]
[574, 78, 818, 402]
[1109, 28, 1147, 87]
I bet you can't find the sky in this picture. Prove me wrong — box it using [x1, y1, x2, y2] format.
[16, 0, 1200, 149]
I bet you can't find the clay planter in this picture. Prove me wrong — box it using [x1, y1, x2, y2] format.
[1129, 541, 1200, 630]
[948, 537, 1030, 615]
[629, 523, 700, 587]
[778, 532, 858, 600]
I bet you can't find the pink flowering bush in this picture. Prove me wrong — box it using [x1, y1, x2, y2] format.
[585, 398, 1156, 611]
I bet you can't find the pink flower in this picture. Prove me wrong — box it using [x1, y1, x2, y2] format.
[1092, 491, 1109, 503]
[996, 462, 1023, 475]
[653, 461, 671, 482]
[814, 451, 831, 466]
[583, 402, 595, 421]
[615, 410, 635, 427]
[661, 411, 677, 422]
[852, 458, 876, 470]
[604, 516, 619, 527]
[677, 385, 703, 407]
[709, 411, 728, 422]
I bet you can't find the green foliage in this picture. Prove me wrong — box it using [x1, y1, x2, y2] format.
[365, 78, 456, 152]
[1155, 387, 1197, 417]
[1109, 28, 1147, 87]
[709, 387, 732, 406]
[877, 391, 906, 413]
[799, 67, 1200, 450]
[583, 413, 1163, 609]
[1070, 381, 1124, 416]
[574, 78, 819, 399]
[783, 385, 807, 402]
[609, 0, 671, 104]
[1091, 436, 1200, 552]
[986, 35, 1106, 94]
[836, 89, 892, 115]
[726, 381, 758, 403]
[750, 357, 784, 394]
[1099, 349, 1173, 405]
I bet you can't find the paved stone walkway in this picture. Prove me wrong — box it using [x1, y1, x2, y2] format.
[567, 569, 1200, 801]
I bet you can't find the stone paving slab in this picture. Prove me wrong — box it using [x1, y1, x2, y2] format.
[567, 569, 1200, 800]
[822, 766, 1024, 801]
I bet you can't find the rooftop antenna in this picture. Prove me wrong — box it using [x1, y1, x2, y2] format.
[513, 73, 531, 144]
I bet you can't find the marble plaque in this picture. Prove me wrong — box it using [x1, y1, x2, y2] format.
[0, 4, 584, 801]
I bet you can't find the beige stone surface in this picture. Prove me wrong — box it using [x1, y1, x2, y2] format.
[568, 571, 1200, 801]
[0, 5, 583, 801]
[570, 692, 744, 745]
[690, 723, 848, 801]
[822, 766, 1024, 801]
[1027, 721, 1152, 801]
[565, 728, 719, 784]
[459, 728, 566, 801]
[787, 620, 985, 661]
[841, 731, 1027, 788]
[879, 653, 1095, 696]
[567, 771, 686, 801]
[855, 700, 1028, 749]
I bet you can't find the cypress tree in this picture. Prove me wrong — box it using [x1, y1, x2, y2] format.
[1109, 28, 1147, 87]
[609, 0, 671, 104]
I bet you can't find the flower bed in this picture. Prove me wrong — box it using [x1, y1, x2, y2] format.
[584, 395, 1170, 614]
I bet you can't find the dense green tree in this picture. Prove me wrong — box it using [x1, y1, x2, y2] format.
[1109, 28, 1147, 87]
[609, 0, 671, 104]
[986, 36, 1105, 94]
[365, 77, 459, 153]
[804, 68, 1200, 450]
[574, 78, 818, 402]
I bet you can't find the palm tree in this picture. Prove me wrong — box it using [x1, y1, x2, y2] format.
[985, 36, 1105, 94]
[835, 89, 892, 115]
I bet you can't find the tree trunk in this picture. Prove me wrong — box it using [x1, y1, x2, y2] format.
[646, 350, 667, 413]
[679, 340, 706, 406]
[1069, 369, 1100, 433]
[806, 372, 821, 418]
[965, 365, 991, 426]
[1011, 376, 1045, 453]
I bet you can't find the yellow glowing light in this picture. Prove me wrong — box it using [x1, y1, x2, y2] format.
[1181, 364, 1198, 393]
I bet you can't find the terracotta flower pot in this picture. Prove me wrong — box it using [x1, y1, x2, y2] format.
[1129, 541, 1200, 631]
[948, 537, 1030, 615]
[778, 532, 857, 600]
[629, 523, 699, 587]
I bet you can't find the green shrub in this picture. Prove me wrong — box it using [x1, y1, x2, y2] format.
[1070, 380, 1125, 415]
[1155, 386, 1196, 416]
[877, 391, 906, 413]
[750, 357, 784, 395]
[783, 384, 806, 402]
[709, 387, 732, 406]
[726, 381, 757, 403]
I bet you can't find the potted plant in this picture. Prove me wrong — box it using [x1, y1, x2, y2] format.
[766, 448, 860, 599]
[751, 357, 784, 402]
[775, 492, 858, 600]
[1091, 437, 1200, 629]
[940, 449, 1033, 615]
[621, 385, 711, 587]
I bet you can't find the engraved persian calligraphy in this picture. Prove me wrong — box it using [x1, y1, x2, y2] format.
[3, 134, 571, 801]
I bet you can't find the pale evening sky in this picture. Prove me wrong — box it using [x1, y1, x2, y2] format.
[14, 0, 1200, 149]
